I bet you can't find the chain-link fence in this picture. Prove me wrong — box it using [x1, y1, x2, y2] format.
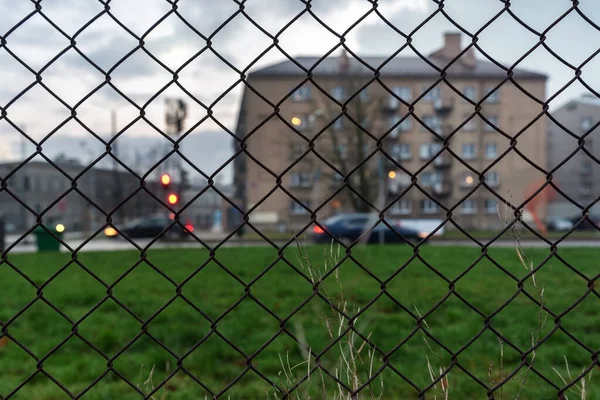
[1, 1, 600, 399]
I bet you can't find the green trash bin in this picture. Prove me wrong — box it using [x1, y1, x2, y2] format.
[34, 226, 63, 252]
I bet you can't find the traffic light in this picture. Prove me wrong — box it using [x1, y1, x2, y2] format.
[168, 193, 179, 205]
[160, 173, 171, 187]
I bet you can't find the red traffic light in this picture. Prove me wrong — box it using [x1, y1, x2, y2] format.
[168, 193, 179, 205]
[160, 174, 171, 186]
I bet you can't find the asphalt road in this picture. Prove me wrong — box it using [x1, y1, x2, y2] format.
[3, 235, 598, 254]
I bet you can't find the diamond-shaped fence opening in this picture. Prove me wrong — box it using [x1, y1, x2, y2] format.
[3, 1, 600, 398]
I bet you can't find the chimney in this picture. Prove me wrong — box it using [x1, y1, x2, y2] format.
[430, 32, 476, 69]
[442, 32, 462, 59]
[339, 48, 349, 73]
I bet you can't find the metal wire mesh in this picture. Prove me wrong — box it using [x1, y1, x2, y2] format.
[1, 0, 599, 399]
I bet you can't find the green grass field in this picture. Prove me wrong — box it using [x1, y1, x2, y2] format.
[1, 244, 599, 399]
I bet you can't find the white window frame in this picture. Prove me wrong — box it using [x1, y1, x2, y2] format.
[484, 115, 498, 132]
[582, 159, 593, 175]
[485, 199, 497, 214]
[290, 143, 304, 158]
[333, 117, 344, 130]
[420, 171, 442, 187]
[485, 86, 500, 103]
[581, 183, 592, 196]
[290, 172, 312, 188]
[337, 144, 348, 159]
[461, 199, 477, 215]
[422, 86, 440, 102]
[484, 143, 497, 160]
[359, 88, 370, 102]
[292, 86, 310, 102]
[462, 143, 476, 160]
[421, 199, 440, 214]
[399, 116, 412, 132]
[582, 116, 593, 131]
[391, 199, 412, 215]
[486, 171, 500, 187]
[332, 86, 345, 101]
[462, 113, 476, 132]
[421, 115, 441, 133]
[393, 143, 412, 161]
[419, 143, 442, 160]
[291, 200, 311, 215]
[389, 115, 401, 137]
[463, 86, 476, 101]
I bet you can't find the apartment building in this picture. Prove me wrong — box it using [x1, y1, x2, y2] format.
[233, 32, 548, 231]
[547, 94, 600, 218]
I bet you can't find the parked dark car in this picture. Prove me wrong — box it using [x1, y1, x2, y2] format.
[104, 216, 193, 240]
[568, 215, 600, 231]
[546, 217, 574, 232]
[309, 213, 427, 245]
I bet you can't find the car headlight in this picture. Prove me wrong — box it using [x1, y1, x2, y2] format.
[104, 227, 118, 237]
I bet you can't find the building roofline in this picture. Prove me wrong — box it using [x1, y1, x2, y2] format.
[247, 55, 548, 81]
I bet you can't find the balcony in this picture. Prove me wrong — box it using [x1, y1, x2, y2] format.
[433, 154, 452, 169]
[433, 97, 454, 116]
[431, 124, 453, 140]
[432, 181, 452, 197]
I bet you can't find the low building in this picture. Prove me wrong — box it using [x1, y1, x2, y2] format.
[0, 159, 161, 234]
[547, 94, 600, 218]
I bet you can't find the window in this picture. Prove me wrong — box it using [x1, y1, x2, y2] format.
[343, 217, 369, 229]
[580, 183, 592, 197]
[485, 199, 497, 214]
[422, 86, 440, 102]
[359, 88, 370, 102]
[388, 86, 412, 108]
[463, 86, 476, 101]
[419, 143, 442, 160]
[292, 86, 310, 101]
[421, 199, 440, 214]
[337, 144, 348, 159]
[392, 143, 412, 160]
[582, 159, 593, 175]
[291, 200, 312, 215]
[461, 172, 476, 187]
[421, 115, 441, 132]
[290, 172, 312, 187]
[461, 199, 477, 215]
[333, 117, 344, 130]
[391, 199, 412, 215]
[331, 86, 345, 101]
[484, 115, 498, 132]
[485, 143, 497, 159]
[420, 171, 442, 187]
[462, 143, 476, 160]
[462, 113, 476, 131]
[400, 116, 412, 132]
[485, 86, 499, 103]
[486, 171, 500, 187]
[23, 176, 30, 191]
[290, 143, 304, 158]
[581, 117, 593, 131]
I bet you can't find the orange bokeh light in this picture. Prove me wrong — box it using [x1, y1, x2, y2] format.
[168, 194, 178, 205]
[161, 174, 171, 186]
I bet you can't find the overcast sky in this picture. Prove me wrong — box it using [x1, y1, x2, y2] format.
[1, 0, 598, 184]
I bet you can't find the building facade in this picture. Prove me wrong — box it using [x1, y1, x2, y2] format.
[233, 33, 548, 231]
[547, 95, 600, 218]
